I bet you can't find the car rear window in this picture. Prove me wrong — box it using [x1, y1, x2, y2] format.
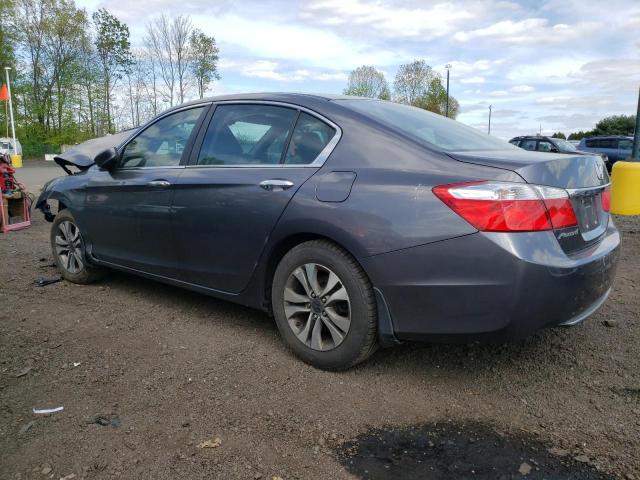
[335, 99, 517, 152]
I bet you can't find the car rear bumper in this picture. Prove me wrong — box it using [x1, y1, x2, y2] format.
[361, 221, 620, 342]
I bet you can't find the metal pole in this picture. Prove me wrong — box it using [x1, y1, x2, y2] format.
[445, 64, 451, 118]
[488, 105, 492, 134]
[4, 67, 16, 154]
[632, 85, 640, 161]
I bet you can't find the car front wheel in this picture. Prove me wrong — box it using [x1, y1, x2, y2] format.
[50, 210, 103, 284]
[271, 240, 378, 370]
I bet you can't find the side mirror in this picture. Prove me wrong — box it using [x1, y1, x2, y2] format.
[94, 147, 118, 171]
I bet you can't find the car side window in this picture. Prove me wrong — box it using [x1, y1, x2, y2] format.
[119, 106, 206, 169]
[197, 104, 297, 165]
[283, 112, 336, 165]
[520, 139, 537, 151]
[618, 139, 632, 150]
[585, 139, 595, 148]
[537, 140, 555, 152]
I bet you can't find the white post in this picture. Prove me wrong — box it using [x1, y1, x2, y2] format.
[4, 67, 16, 155]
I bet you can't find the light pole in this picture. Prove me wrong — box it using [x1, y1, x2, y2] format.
[445, 64, 451, 118]
[488, 105, 492, 134]
[4, 67, 16, 155]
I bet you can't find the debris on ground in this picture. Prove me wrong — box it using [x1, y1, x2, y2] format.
[32, 406, 64, 414]
[33, 276, 62, 287]
[15, 366, 32, 377]
[519, 462, 532, 475]
[19, 421, 35, 435]
[90, 415, 120, 428]
[603, 319, 619, 328]
[197, 438, 222, 449]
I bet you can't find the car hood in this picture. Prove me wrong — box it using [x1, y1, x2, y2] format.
[54, 129, 136, 174]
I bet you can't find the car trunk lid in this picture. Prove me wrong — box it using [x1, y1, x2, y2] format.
[448, 149, 610, 253]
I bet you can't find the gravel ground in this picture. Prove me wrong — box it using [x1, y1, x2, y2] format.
[1, 163, 639, 479]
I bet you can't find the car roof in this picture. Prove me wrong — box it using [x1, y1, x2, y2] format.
[510, 135, 554, 141]
[175, 92, 360, 110]
[582, 135, 633, 140]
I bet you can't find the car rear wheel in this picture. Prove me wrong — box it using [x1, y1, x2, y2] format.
[50, 210, 103, 284]
[272, 240, 377, 370]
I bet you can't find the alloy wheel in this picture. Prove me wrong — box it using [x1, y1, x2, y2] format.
[283, 263, 351, 351]
[55, 220, 84, 274]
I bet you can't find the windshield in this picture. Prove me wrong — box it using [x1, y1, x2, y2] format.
[334, 99, 516, 152]
[552, 138, 578, 152]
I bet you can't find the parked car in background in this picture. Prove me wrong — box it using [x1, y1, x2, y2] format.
[578, 136, 633, 168]
[0, 137, 22, 156]
[510, 135, 611, 170]
[36, 94, 619, 370]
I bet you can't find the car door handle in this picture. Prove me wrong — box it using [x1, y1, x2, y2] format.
[259, 179, 295, 191]
[147, 180, 171, 188]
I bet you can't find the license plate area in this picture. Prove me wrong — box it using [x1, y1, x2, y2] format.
[569, 189, 608, 242]
[574, 195, 600, 231]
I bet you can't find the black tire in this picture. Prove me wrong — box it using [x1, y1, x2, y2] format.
[271, 240, 378, 370]
[50, 209, 104, 284]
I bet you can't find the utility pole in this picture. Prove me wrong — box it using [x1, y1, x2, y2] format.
[445, 64, 451, 118]
[632, 85, 640, 161]
[488, 105, 492, 134]
[4, 67, 16, 154]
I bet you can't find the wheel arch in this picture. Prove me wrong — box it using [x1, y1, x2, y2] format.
[259, 231, 401, 350]
[261, 232, 365, 311]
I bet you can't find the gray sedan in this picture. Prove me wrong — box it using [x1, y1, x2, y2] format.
[37, 93, 619, 370]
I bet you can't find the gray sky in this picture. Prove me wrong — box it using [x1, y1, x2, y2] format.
[76, 0, 640, 139]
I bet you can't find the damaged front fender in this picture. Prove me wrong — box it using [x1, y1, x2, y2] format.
[37, 129, 137, 222]
[35, 174, 88, 223]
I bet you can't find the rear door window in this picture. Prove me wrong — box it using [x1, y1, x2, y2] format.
[520, 139, 537, 151]
[197, 104, 297, 165]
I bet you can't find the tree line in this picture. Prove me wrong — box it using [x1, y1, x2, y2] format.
[0, 0, 220, 156]
[342, 60, 460, 118]
[562, 115, 636, 140]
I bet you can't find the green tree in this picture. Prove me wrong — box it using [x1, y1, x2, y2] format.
[393, 59, 435, 105]
[0, 0, 16, 70]
[551, 132, 566, 139]
[413, 77, 459, 118]
[393, 60, 459, 118]
[568, 131, 588, 140]
[93, 8, 131, 133]
[189, 29, 220, 99]
[593, 115, 635, 136]
[343, 65, 390, 99]
[0, 0, 16, 137]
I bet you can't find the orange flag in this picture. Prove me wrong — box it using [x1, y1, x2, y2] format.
[0, 84, 8, 101]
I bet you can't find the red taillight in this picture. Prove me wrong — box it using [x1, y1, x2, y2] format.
[433, 181, 578, 232]
[601, 190, 611, 212]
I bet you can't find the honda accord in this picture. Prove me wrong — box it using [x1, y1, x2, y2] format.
[36, 93, 620, 370]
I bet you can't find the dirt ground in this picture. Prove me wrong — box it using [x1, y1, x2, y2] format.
[1, 164, 639, 479]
